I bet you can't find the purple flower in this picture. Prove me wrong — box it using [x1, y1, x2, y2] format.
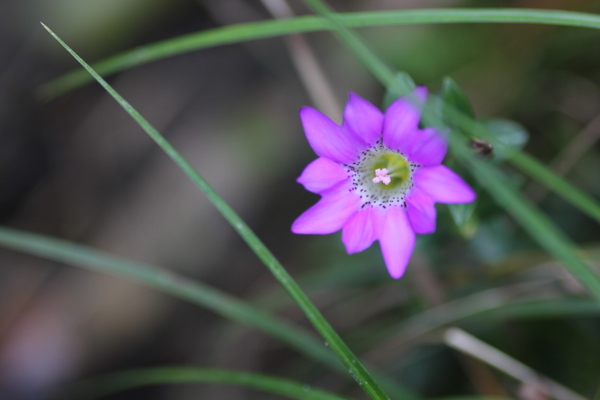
[292, 88, 476, 278]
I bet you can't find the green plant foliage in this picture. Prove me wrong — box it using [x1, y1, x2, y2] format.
[68, 367, 352, 400]
[41, 23, 392, 400]
[40, 8, 600, 100]
[484, 119, 529, 162]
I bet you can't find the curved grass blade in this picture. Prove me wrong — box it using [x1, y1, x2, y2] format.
[448, 130, 600, 300]
[69, 367, 352, 400]
[510, 151, 600, 225]
[40, 24, 390, 400]
[432, 398, 511, 400]
[438, 78, 600, 225]
[301, 0, 398, 95]
[0, 227, 415, 399]
[40, 8, 600, 100]
[362, 280, 600, 359]
[0, 226, 334, 366]
[483, 297, 600, 319]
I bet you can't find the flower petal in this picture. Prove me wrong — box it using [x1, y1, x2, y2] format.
[406, 186, 436, 234]
[342, 206, 381, 253]
[342, 93, 384, 146]
[297, 157, 349, 194]
[292, 180, 360, 235]
[300, 107, 364, 164]
[414, 165, 476, 204]
[378, 206, 415, 279]
[383, 87, 427, 154]
[405, 127, 448, 166]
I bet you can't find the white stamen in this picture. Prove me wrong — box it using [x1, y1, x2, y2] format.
[372, 168, 391, 185]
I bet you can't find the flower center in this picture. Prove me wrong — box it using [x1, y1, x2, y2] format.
[371, 153, 411, 188]
[346, 141, 418, 209]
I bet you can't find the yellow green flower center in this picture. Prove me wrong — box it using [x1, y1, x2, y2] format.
[346, 141, 418, 209]
[371, 153, 410, 188]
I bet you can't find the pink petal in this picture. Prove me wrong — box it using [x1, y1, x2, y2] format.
[414, 165, 476, 204]
[383, 87, 427, 154]
[342, 93, 384, 146]
[342, 206, 382, 254]
[405, 127, 448, 166]
[297, 157, 349, 194]
[406, 186, 437, 234]
[378, 206, 416, 279]
[292, 180, 360, 235]
[300, 107, 364, 164]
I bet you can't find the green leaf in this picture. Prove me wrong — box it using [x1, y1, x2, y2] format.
[70, 367, 352, 400]
[383, 72, 416, 109]
[441, 109, 600, 227]
[40, 8, 600, 99]
[483, 118, 529, 162]
[438, 78, 479, 232]
[441, 77, 475, 122]
[40, 23, 392, 400]
[448, 201, 478, 236]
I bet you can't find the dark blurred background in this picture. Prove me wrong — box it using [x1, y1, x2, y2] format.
[1, 0, 600, 399]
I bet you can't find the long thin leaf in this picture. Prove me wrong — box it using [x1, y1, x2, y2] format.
[441, 92, 600, 230]
[451, 136, 600, 299]
[510, 151, 600, 225]
[40, 23, 390, 400]
[0, 226, 333, 366]
[69, 367, 352, 400]
[0, 228, 415, 399]
[301, 0, 398, 95]
[363, 285, 600, 358]
[40, 8, 600, 99]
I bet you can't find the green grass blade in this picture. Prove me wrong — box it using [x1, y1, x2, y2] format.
[70, 367, 353, 400]
[374, 293, 600, 350]
[449, 134, 600, 300]
[300, 0, 399, 96]
[391, 397, 510, 400]
[39, 8, 600, 100]
[510, 151, 600, 225]
[41, 24, 390, 400]
[482, 298, 600, 319]
[0, 226, 335, 366]
[0, 227, 416, 399]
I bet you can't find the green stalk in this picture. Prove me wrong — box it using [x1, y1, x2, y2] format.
[0, 227, 415, 398]
[69, 367, 352, 400]
[301, 0, 397, 91]
[41, 23, 390, 400]
[451, 138, 600, 299]
[0, 226, 334, 367]
[40, 8, 600, 100]
[510, 152, 600, 225]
